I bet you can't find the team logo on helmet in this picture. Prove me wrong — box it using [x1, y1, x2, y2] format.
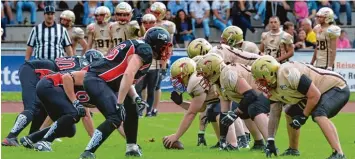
[158, 33, 168, 40]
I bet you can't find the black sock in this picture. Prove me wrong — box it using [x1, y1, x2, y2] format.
[219, 113, 229, 139]
[254, 139, 264, 145]
[85, 119, 117, 153]
[7, 111, 33, 138]
[28, 127, 50, 143]
[124, 98, 139, 144]
[29, 107, 47, 134]
[42, 115, 77, 142]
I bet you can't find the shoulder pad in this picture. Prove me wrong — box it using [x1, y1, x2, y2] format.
[327, 25, 341, 39]
[187, 74, 204, 97]
[73, 27, 85, 39]
[161, 21, 176, 34]
[261, 32, 268, 40]
[281, 32, 294, 44]
[86, 23, 95, 33]
[279, 63, 301, 89]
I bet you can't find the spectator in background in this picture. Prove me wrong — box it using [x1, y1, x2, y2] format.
[231, 1, 255, 40]
[16, 0, 37, 24]
[2, 1, 15, 24]
[318, 0, 331, 9]
[294, 0, 308, 24]
[164, 9, 173, 21]
[175, 9, 194, 48]
[300, 18, 316, 48]
[264, 0, 290, 26]
[73, 1, 84, 25]
[337, 30, 352, 49]
[332, 1, 352, 25]
[1, 3, 6, 40]
[104, 1, 114, 14]
[283, 21, 297, 43]
[306, 0, 318, 21]
[129, 1, 142, 21]
[83, 1, 102, 25]
[190, 0, 210, 40]
[167, 0, 188, 19]
[253, 0, 266, 25]
[58, 1, 69, 10]
[212, 0, 231, 32]
[295, 29, 313, 49]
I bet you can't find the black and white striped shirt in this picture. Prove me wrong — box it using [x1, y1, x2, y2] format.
[27, 22, 72, 60]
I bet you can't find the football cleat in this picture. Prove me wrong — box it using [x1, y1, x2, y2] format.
[280, 147, 300, 156]
[2, 137, 19, 146]
[79, 151, 96, 159]
[20, 136, 34, 149]
[34, 141, 52, 152]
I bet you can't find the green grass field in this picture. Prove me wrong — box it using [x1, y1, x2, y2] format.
[2, 92, 355, 102]
[1, 113, 355, 159]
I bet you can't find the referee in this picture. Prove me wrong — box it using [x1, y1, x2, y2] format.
[25, 5, 73, 61]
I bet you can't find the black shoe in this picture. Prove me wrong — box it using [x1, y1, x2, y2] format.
[151, 109, 158, 117]
[280, 147, 300, 156]
[347, 22, 351, 25]
[205, 36, 209, 41]
[210, 142, 220, 149]
[79, 151, 96, 159]
[126, 144, 143, 157]
[20, 136, 34, 149]
[336, 20, 343, 25]
[2, 137, 19, 146]
[251, 143, 265, 151]
[219, 138, 239, 151]
[327, 151, 346, 159]
[237, 135, 249, 149]
[145, 112, 152, 117]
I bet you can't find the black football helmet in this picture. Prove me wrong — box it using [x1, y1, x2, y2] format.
[84, 49, 104, 63]
[144, 27, 172, 60]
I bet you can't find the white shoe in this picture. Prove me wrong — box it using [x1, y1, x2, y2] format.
[54, 138, 62, 142]
[253, 14, 260, 20]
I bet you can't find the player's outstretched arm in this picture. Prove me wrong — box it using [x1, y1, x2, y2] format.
[62, 70, 86, 103]
[164, 93, 207, 147]
[117, 54, 143, 104]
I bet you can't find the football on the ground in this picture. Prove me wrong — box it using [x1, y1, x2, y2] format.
[162, 137, 184, 150]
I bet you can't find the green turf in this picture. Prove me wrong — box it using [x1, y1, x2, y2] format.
[2, 113, 355, 159]
[2, 92, 355, 102]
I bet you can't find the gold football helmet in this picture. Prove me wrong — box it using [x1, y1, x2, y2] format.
[316, 7, 335, 24]
[196, 53, 225, 89]
[187, 38, 212, 58]
[115, 2, 133, 24]
[251, 55, 280, 94]
[150, 2, 166, 21]
[221, 26, 243, 48]
[142, 13, 157, 30]
[170, 57, 196, 93]
[95, 6, 111, 24]
[60, 10, 75, 27]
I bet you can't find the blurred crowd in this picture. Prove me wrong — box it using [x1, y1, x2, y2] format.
[1, 0, 355, 48]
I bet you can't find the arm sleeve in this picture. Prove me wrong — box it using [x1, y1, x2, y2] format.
[27, 27, 37, 47]
[297, 74, 312, 95]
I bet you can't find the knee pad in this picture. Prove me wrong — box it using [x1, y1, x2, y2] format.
[285, 103, 304, 117]
[239, 112, 250, 120]
[248, 94, 270, 120]
[106, 116, 122, 128]
[207, 112, 218, 123]
[66, 125, 77, 138]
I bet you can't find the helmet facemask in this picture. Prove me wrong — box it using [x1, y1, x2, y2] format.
[116, 12, 132, 25]
[157, 42, 173, 61]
